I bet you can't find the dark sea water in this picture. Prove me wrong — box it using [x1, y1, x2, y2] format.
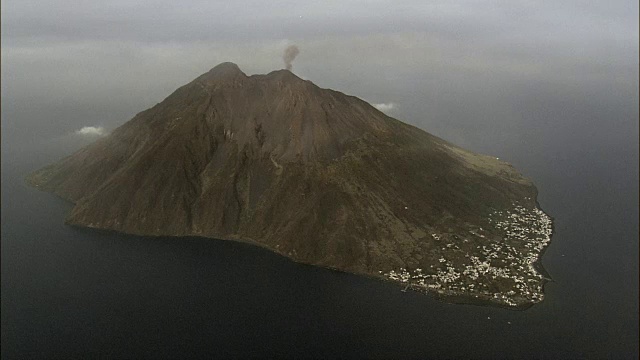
[2, 133, 638, 359]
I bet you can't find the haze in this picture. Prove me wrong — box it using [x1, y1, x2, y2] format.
[1, 0, 637, 160]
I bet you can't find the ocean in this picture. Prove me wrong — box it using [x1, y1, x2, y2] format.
[2, 128, 638, 359]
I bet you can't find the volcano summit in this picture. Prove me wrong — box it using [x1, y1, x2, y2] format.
[27, 63, 553, 309]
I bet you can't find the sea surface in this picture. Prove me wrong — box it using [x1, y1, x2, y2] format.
[2, 133, 638, 359]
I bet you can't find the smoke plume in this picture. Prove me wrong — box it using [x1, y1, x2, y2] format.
[283, 45, 300, 71]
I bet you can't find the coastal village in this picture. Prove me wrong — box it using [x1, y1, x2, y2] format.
[381, 199, 553, 308]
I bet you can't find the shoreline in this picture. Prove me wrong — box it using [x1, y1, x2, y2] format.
[68, 217, 553, 311]
[30, 181, 555, 311]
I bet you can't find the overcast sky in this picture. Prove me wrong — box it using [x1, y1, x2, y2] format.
[1, 0, 638, 165]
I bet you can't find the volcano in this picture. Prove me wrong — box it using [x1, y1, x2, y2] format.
[27, 62, 553, 309]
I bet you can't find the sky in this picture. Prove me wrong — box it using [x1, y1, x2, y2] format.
[1, 0, 638, 164]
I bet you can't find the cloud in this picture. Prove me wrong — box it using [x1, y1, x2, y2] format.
[373, 102, 396, 113]
[75, 126, 106, 136]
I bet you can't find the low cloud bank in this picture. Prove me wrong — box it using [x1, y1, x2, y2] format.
[373, 102, 396, 113]
[75, 126, 106, 136]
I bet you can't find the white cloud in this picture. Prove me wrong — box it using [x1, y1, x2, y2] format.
[373, 102, 396, 113]
[75, 126, 106, 136]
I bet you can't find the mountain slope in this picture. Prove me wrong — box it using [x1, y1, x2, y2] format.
[27, 63, 553, 309]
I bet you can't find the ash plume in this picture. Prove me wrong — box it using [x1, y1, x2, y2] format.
[283, 45, 300, 71]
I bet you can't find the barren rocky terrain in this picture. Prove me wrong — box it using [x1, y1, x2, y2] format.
[27, 63, 553, 308]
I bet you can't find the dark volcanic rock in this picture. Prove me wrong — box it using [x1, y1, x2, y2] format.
[27, 63, 553, 309]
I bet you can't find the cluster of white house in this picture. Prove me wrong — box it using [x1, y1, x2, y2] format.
[381, 201, 553, 307]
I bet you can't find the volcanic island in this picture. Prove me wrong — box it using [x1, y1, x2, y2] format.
[27, 62, 553, 309]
